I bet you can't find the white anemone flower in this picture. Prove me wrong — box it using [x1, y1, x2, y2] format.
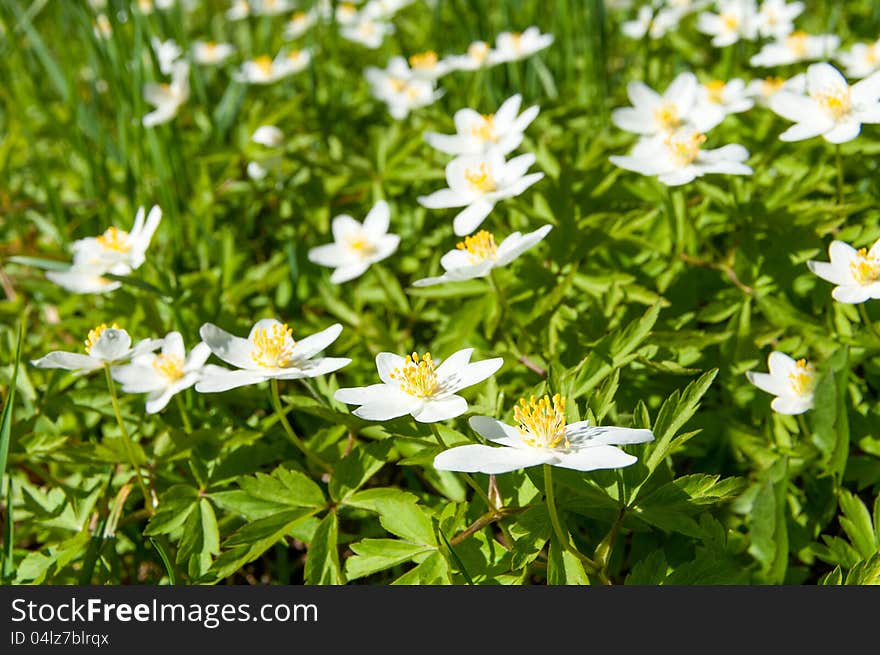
[744, 73, 805, 106]
[445, 41, 497, 71]
[424, 94, 539, 157]
[769, 63, 880, 144]
[611, 72, 724, 138]
[405, 51, 453, 81]
[235, 50, 311, 84]
[418, 152, 544, 236]
[247, 161, 268, 180]
[491, 27, 554, 64]
[807, 239, 880, 304]
[341, 19, 395, 49]
[697, 0, 758, 47]
[142, 61, 189, 128]
[750, 31, 839, 67]
[412, 225, 552, 287]
[362, 0, 414, 19]
[622, 6, 685, 40]
[610, 128, 752, 186]
[46, 206, 162, 294]
[334, 2, 361, 25]
[746, 352, 816, 415]
[334, 348, 503, 423]
[365, 58, 441, 119]
[192, 41, 235, 66]
[112, 332, 211, 413]
[32, 324, 161, 375]
[284, 11, 316, 40]
[756, 0, 804, 39]
[837, 40, 880, 80]
[696, 78, 754, 117]
[196, 320, 350, 393]
[252, 125, 284, 147]
[434, 395, 654, 474]
[226, 0, 250, 20]
[151, 38, 182, 76]
[251, 0, 294, 15]
[307, 201, 400, 283]
[93, 14, 112, 39]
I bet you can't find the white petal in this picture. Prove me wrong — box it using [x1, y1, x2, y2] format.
[746, 371, 786, 396]
[767, 352, 797, 378]
[112, 365, 164, 392]
[412, 395, 468, 422]
[292, 323, 343, 361]
[363, 200, 390, 236]
[334, 383, 392, 405]
[467, 415, 523, 447]
[433, 348, 474, 379]
[185, 342, 213, 371]
[550, 445, 638, 471]
[770, 395, 812, 415]
[89, 329, 133, 362]
[376, 352, 406, 383]
[433, 444, 551, 473]
[353, 393, 422, 421]
[199, 323, 255, 369]
[146, 388, 177, 414]
[453, 200, 495, 236]
[566, 423, 654, 446]
[823, 119, 861, 144]
[832, 285, 872, 304]
[442, 357, 503, 394]
[308, 244, 349, 268]
[31, 352, 102, 372]
[330, 262, 370, 283]
[807, 260, 852, 286]
[418, 189, 469, 209]
[275, 357, 350, 379]
[194, 366, 267, 392]
[161, 331, 185, 359]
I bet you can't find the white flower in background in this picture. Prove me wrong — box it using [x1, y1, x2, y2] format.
[750, 31, 839, 67]
[307, 201, 400, 283]
[807, 239, 880, 304]
[112, 332, 211, 413]
[334, 348, 503, 423]
[837, 40, 880, 80]
[226, 0, 250, 20]
[362, 0, 414, 18]
[93, 14, 112, 39]
[135, 0, 155, 13]
[235, 50, 311, 84]
[610, 128, 752, 186]
[611, 72, 724, 137]
[697, 0, 758, 47]
[151, 38, 182, 76]
[746, 352, 816, 415]
[365, 58, 441, 119]
[46, 206, 162, 294]
[622, 6, 685, 40]
[756, 0, 803, 39]
[192, 41, 235, 66]
[418, 151, 544, 236]
[142, 61, 189, 127]
[284, 11, 316, 40]
[412, 225, 552, 287]
[491, 27, 554, 64]
[341, 19, 395, 49]
[696, 78, 754, 117]
[446, 41, 497, 71]
[434, 395, 654, 474]
[32, 324, 161, 375]
[405, 51, 453, 81]
[247, 161, 268, 180]
[745, 73, 805, 105]
[196, 320, 350, 393]
[251, 0, 295, 15]
[424, 94, 539, 157]
[769, 63, 880, 143]
[331, 2, 360, 25]
[252, 125, 284, 147]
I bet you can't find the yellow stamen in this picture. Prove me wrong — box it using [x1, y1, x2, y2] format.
[470, 114, 498, 142]
[287, 49, 302, 61]
[705, 80, 726, 104]
[464, 162, 496, 193]
[456, 230, 498, 263]
[787, 31, 808, 57]
[250, 323, 296, 368]
[253, 55, 274, 76]
[762, 76, 785, 96]
[291, 11, 307, 22]
[788, 359, 815, 396]
[389, 76, 407, 92]
[346, 233, 377, 256]
[96, 226, 132, 253]
[152, 354, 185, 382]
[721, 13, 739, 31]
[813, 85, 852, 120]
[509, 32, 523, 50]
[867, 45, 878, 65]
[84, 323, 120, 354]
[468, 41, 489, 62]
[849, 248, 880, 285]
[514, 394, 569, 449]
[409, 51, 438, 70]
[653, 102, 682, 131]
[389, 352, 438, 398]
[665, 131, 706, 166]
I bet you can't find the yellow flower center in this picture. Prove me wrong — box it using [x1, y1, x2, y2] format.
[94, 15, 112, 36]
[389, 352, 438, 398]
[787, 31, 808, 57]
[346, 233, 377, 256]
[291, 11, 307, 22]
[250, 323, 296, 368]
[152, 354, 185, 382]
[867, 45, 879, 65]
[813, 86, 852, 120]
[338, 3, 356, 17]
[762, 76, 785, 96]
[288, 49, 302, 62]
[509, 32, 523, 50]
[96, 227, 132, 253]
[788, 359, 815, 396]
[666, 131, 706, 166]
[653, 102, 682, 132]
[138, 0, 154, 11]
[721, 13, 739, 31]
[849, 248, 880, 285]
[389, 76, 407, 92]
[470, 114, 498, 142]
[464, 162, 496, 193]
[468, 41, 489, 62]
[456, 230, 498, 263]
[409, 51, 438, 70]
[204, 41, 218, 53]
[706, 80, 726, 104]
[253, 55, 274, 76]
[515, 394, 569, 449]
[84, 323, 120, 354]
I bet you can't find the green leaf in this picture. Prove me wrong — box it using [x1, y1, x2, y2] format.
[625, 550, 668, 585]
[547, 539, 589, 585]
[837, 489, 877, 560]
[177, 498, 220, 579]
[238, 466, 326, 509]
[344, 539, 435, 580]
[329, 440, 393, 502]
[507, 505, 551, 570]
[0, 321, 22, 494]
[391, 551, 449, 585]
[748, 458, 789, 584]
[305, 512, 343, 585]
[344, 487, 436, 545]
[144, 485, 200, 536]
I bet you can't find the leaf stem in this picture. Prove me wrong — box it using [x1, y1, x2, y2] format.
[174, 394, 192, 434]
[269, 378, 331, 474]
[835, 144, 844, 206]
[857, 302, 880, 341]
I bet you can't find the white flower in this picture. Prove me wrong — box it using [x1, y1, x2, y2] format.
[405, 50, 453, 81]
[192, 41, 235, 66]
[756, 0, 803, 39]
[142, 61, 189, 127]
[32, 324, 161, 375]
[696, 78, 754, 117]
[283, 10, 316, 40]
[424, 94, 539, 157]
[837, 40, 880, 80]
[807, 239, 880, 304]
[610, 128, 752, 186]
[362, 0, 414, 19]
[134, 0, 155, 13]
[151, 37, 182, 76]
[46, 206, 162, 294]
[412, 225, 552, 287]
[769, 63, 880, 144]
[491, 27, 554, 64]
[251, 0, 295, 15]
[196, 320, 350, 393]
[252, 125, 284, 147]
[247, 161, 268, 180]
[235, 50, 311, 84]
[750, 31, 839, 67]
[226, 0, 250, 20]
[622, 6, 684, 40]
[112, 332, 210, 413]
[434, 395, 654, 474]
[745, 73, 805, 105]
[611, 72, 724, 138]
[335, 1, 361, 25]
[697, 0, 758, 47]
[341, 19, 395, 49]
[334, 348, 503, 423]
[93, 14, 112, 39]
[746, 352, 815, 415]
[365, 58, 442, 119]
[307, 201, 400, 283]
[445, 41, 497, 71]
[418, 152, 544, 236]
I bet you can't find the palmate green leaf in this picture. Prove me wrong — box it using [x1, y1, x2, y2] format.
[344, 487, 436, 546]
[747, 458, 789, 584]
[144, 485, 200, 537]
[0, 321, 22, 496]
[329, 439, 393, 503]
[625, 550, 668, 585]
[304, 512, 343, 585]
[810, 346, 850, 482]
[836, 489, 877, 561]
[177, 498, 220, 579]
[507, 505, 551, 570]
[238, 466, 326, 509]
[391, 551, 449, 585]
[344, 539, 436, 581]
[547, 539, 589, 585]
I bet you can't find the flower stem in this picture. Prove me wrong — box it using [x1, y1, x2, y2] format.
[543, 464, 609, 584]
[796, 413, 811, 441]
[103, 365, 154, 516]
[269, 378, 331, 474]
[175, 393, 192, 434]
[857, 303, 880, 341]
[835, 144, 844, 206]
[428, 423, 494, 510]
